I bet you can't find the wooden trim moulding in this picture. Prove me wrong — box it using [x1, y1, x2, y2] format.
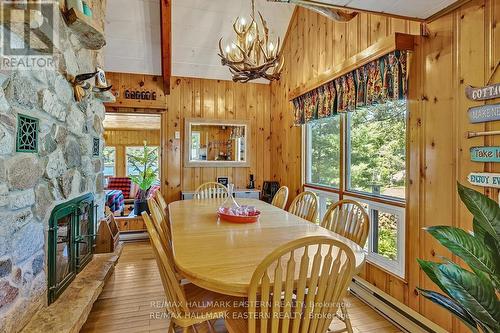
[288, 33, 416, 101]
[160, 0, 172, 95]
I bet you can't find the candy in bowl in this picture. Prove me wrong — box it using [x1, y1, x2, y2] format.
[217, 205, 261, 223]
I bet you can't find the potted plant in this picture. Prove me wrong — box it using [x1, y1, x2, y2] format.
[127, 141, 159, 215]
[417, 183, 500, 332]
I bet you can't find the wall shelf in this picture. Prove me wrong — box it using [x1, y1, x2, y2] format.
[64, 8, 105, 50]
[288, 33, 416, 101]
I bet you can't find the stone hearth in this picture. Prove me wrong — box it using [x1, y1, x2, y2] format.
[21, 244, 122, 333]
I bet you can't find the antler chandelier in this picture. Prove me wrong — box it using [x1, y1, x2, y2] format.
[218, 0, 284, 83]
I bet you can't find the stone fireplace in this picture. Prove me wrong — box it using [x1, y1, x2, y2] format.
[0, 1, 108, 332]
[47, 193, 95, 304]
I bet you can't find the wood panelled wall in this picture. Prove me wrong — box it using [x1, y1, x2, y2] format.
[270, 1, 499, 332]
[104, 129, 161, 177]
[161, 77, 271, 204]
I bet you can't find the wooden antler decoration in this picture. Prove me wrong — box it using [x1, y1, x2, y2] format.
[268, 0, 358, 22]
[67, 70, 112, 102]
[219, 7, 284, 83]
[218, 0, 284, 83]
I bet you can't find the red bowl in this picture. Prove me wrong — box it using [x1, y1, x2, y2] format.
[217, 210, 261, 223]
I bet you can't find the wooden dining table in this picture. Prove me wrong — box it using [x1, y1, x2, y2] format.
[168, 198, 366, 297]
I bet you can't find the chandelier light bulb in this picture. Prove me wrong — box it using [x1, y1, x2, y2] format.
[218, 0, 283, 82]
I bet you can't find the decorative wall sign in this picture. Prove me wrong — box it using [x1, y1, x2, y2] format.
[467, 103, 500, 123]
[470, 147, 500, 162]
[467, 172, 500, 188]
[217, 177, 229, 187]
[105, 72, 166, 110]
[124, 90, 156, 101]
[16, 114, 39, 153]
[92, 137, 100, 156]
[466, 83, 500, 101]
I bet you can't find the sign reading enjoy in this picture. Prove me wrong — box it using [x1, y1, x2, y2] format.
[466, 83, 500, 101]
[468, 103, 500, 123]
[468, 172, 500, 188]
[470, 147, 500, 162]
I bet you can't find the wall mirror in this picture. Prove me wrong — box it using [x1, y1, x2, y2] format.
[184, 118, 250, 167]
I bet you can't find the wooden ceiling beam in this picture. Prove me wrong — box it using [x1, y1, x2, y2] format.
[160, 0, 171, 95]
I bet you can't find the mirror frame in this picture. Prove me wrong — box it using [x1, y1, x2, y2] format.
[184, 118, 251, 168]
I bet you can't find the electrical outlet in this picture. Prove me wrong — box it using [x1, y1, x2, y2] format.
[175, 131, 180, 139]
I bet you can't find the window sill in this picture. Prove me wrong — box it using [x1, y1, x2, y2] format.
[364, 259, 408, 284]
[304, 183, 406, 208]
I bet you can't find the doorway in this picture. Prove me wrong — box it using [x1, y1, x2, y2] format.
[102, 112, 162, 236]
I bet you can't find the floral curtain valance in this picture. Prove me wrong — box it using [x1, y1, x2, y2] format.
[292, 50, 408, 125]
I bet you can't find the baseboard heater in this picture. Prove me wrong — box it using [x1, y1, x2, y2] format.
[350, 277, 449, 333]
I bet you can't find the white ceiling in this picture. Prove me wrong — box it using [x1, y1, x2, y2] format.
[103, 113, 161, 130]
[104, 0, 294, 82]
[103, 0, 459, 80]
[104, 0, 162, 75]
[307, 0, 460, 20]
[172, 0, 295, 83]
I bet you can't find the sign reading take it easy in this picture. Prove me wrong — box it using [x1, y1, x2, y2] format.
[470, 147, 500, 162]
[468, 172, 500, 188]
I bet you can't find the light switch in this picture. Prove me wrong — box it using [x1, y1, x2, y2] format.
[175, 131, 181, 139]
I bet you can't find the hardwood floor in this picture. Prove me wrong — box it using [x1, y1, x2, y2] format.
[81, 242, 403, 333]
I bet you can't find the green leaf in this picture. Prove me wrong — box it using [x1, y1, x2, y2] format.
[434, 263, 500, 331]
[457, 182, 500, 242]
[473, 218, 487, 241]
[425, 226, 496, 277]
[417, 288, 479, 332]
[417, 259, 449, 295]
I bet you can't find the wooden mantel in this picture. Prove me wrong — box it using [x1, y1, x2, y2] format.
[288, 33, 416, 101]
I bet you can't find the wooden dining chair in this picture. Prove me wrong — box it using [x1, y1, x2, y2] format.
[154, 190, 168, 215]
[271, 186, 289, 209]
[148, 198, 172, 247]
[193, 182, 229, 199]
[142, 212, 240, 333]
[288, 191, 319, 223]
[225, 236, 356, 333]
[321, 199, 369, 333]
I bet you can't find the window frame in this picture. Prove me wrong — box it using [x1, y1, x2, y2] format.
[303, 101, 409, 280]
[125, 145, 160, 179]
[191, 131, 201, 160]
[305, 118, 341, 190]
[345, 106, 407, 204]
[103, 146, 116, 177]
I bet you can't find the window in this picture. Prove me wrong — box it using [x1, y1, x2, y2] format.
[126, 146, 160, 180]
[191, 131, 201, 160]
[304, 101, 408, 279]
[103, 147, 116, 177]
[345, 195, 405, 278]
[306, 117, 341, 188]
[347, 101, 406, 200]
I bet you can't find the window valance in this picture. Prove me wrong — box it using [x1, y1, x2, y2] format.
[292, 50, 409, 125]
